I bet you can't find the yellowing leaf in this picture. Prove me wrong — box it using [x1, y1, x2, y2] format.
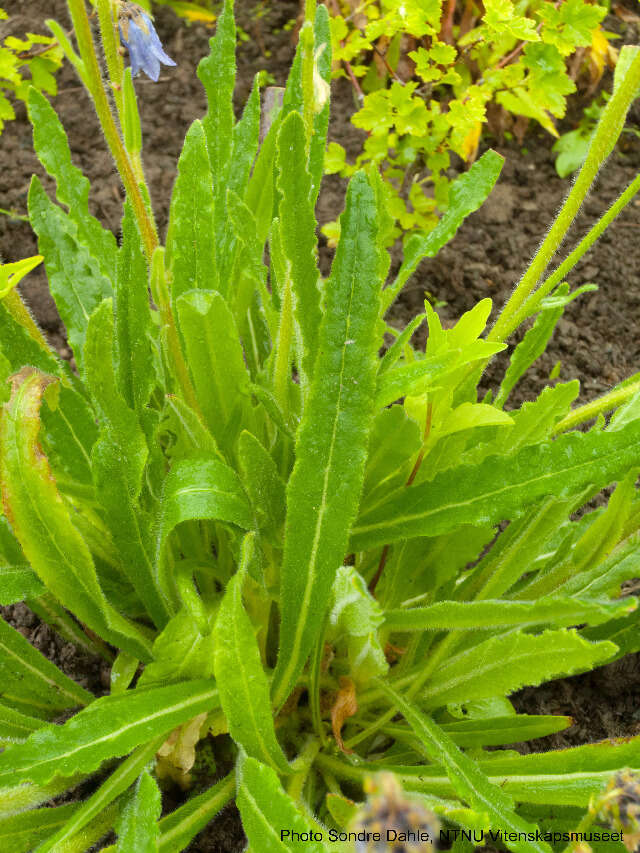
[0, 256, 43, 299]
[588, 27, 618, 85]
[156, 712, 208, 789]
[460, 121, 482, 163]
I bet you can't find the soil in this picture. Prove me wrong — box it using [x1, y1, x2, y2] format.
[2, 1, 640, 851]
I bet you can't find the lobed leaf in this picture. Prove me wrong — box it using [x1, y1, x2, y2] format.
[27, 88, 117, 280]
[271, 172, 382, 709]
[28, 176, 112, 370]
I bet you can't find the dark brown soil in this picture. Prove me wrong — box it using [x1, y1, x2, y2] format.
[2, 1, 640, 850]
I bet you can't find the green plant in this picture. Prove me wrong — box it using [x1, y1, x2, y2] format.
[0, 8, 63, 137]
[325, 0, 617, 244]
[1, 0, 640, 850]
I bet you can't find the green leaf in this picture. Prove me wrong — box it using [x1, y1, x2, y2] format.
[176, 290, 253, 452]
[361, 406, 422, 508]
[214, 570, 289, 772]
[85, 300, 171, 629]
[351, 416, 640, 551]
[378, 681, 552, 853]
[327, 566, 388, 683]
[0, 302, 65, 379]
[0, 803, 78, 853]
[229, 74, 260, 201]
[384, 597, 636, 632]
[155, 772, 235, 853]
[115, 202, 156, 413]
[277, 111, 321, 385]
[198, 0, 235, 204]
[309, 4, 332, 204]
[0, 564, 45, 604]
[27, 88, 116, 280]
[0, 373, 154, 661]
[237, 431, 286, 546]
[28, 176, 112, 370]
[236, 754, 328, 853]
[137, 607, 215, 689]
[421, 630, 616, 709]
[0, 703, 47, 744]
[37, 739, 162, 853]
[438, 715, 573, 748]
[0, 775, 84, 821]
[166, 121, 218, 302]
[383, 151, 504, 312]
[0, 615, 92, 717]
[271, 172, 382, 709]
[0, 680, 219, 787]
[375, 351, 461, 409]
[40, 383, 98, 486]
[116, 769, 162, 853]
[495, 296, 566, 408]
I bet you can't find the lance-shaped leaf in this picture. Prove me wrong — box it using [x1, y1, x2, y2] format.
[420, 630, 616, 709]
[277, 111, 321, 384]
[236, 754, 328, 853]
[0, 615, 92, 718]
[0, 703, 47, 744]
[0, 564, 45, 605]
[0, 803, 78, 853]
[384, 596, 636, 632]
[28, 176, 112, 370]
[237, 431, 286, 546]
[166, 120, 217, 301]
[0, 680, 219, 787]
[494, 290, 567, 408]
[115, 769, 162, 853]
[27, 88, 117, 280]
[214, 571, 289, 772]
[40, 383, 98, 486]
[378, 682, 551, 853]
[438, 714, 573, 748]
[309, 4, 332, 204]
[229, 75, 260, 201]
[383, 151, 504, 312]
[0, 775, 84, 821]
[0, 372, 153, 661]
[148, 772, 235, 853]
[37, 739, 163, 853]
[115, 203, 156, 413]
[351, 416, 640, 551]
[198, 0, 235, 200]
[176, 290, 254, 452]
[271, 172, 382, 709]
[85, 300, 172, 629]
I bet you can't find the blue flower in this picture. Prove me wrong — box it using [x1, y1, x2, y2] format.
[118, 3, 176, 82]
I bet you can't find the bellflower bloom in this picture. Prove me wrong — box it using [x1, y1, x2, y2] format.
[118, 2, 176, 82]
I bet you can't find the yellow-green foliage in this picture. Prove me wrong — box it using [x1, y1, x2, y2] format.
[326, 0, 617, 243]
[0, 9, 63, 135]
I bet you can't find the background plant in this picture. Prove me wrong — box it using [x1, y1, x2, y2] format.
[0, 9, 63, 138]
[324, 0, 618, 243]
[0, 0, 640, 851]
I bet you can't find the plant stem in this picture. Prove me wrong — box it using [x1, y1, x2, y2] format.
[552, 380, 640, 435]
[489, 48, 640, 343]
[508, 170, 640, 332]
[66, 0, 158, 261]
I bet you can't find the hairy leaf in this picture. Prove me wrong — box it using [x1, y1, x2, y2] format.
[166, 120, 217, 301]
[214, 572, 289, 772]
[236, 754, 327, 852]
[421, 630, 616, 709]
[351, 417, 640, 551]
[379, 682, 551, 853]
[116, 769, 162, 853]
[0, 680, 219, 787]
[272, 172, 382, 709]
